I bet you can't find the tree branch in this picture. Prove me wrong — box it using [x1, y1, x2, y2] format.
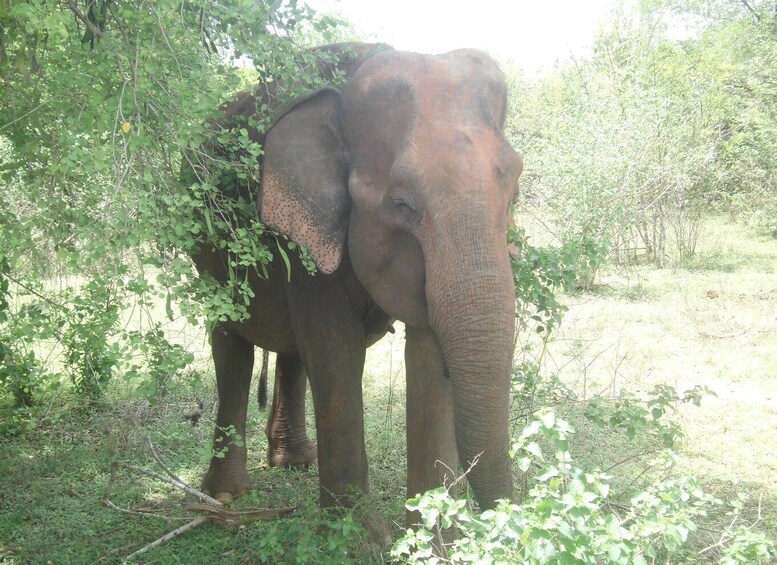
[105, 448, 296, 560]
[67, 0, 106, 37]
[740, 0, 762, 20]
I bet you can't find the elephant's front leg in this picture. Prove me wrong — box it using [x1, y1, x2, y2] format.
[201, 329, 254, 502]
[287, 283, 370, 508]
[266, 352, 318, 469]
[405, 326, 459, 519]
[287, 278, 391, 547]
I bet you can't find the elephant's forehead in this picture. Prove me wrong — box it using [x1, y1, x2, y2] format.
[350, 50, 507, 126]
[359, 48, 500, 82]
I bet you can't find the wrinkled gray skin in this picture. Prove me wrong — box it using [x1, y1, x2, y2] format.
[189, 42, 522, 532]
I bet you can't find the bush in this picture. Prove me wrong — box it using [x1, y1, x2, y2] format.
[392, 410, 776, 564]
[505, 3, 777, 267]
[510, 227, 609, 336]
[0, 256, 49, 432]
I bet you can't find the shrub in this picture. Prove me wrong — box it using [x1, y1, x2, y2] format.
[510, 227, 609, 336]
[392, 410, 775, 564]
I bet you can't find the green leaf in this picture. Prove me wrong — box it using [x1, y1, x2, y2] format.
[536, 466, 559, 482]
[525, 442, 544, 459]
[539, 410, 556, 430]
[277, 243, 292, 283]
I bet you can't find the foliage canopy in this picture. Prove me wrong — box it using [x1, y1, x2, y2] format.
[1, 0, 341, 408]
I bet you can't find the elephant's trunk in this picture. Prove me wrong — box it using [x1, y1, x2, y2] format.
[425, 212, 516, 509]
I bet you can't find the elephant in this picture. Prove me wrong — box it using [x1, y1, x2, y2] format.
[185, 42, 523, 528]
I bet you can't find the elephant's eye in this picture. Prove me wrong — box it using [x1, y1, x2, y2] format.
[390, 195, 417, 213]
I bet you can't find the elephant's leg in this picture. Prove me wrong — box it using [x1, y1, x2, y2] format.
[201, 329, 254, 502]
[405, 326, 459, 522]
[303, 330, 369, 508]
[266, 352, 318, 469]
[287, 278, 391, 547]
[286, 282, 369, 508]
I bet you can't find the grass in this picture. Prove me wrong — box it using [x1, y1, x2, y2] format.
[1, 221, 775, 563]
[544, 222, 777, 550]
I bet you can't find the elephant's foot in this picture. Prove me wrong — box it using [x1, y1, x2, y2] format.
[359, 509, 393, 550]
[268, 438, 318, 470]
[201, 463, 252, 503]
[320, 505, 391, 549]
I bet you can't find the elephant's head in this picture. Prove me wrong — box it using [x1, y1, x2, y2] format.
[260, 49, 522, 508]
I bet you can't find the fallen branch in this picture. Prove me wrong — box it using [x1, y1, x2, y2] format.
[101, 497, 186, 521]
[104, 461, 224, 507]
[148, 440, 187, 487]
[125, 517, 209, 560]
[105, 445, 297, 561]
[185, 503, 295, 526]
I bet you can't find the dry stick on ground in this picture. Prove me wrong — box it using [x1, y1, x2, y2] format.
[104, 460, 224, 507]
[104, 444, 295, 560]
[125, 517, 211, 560]
[101, 497, 187, 521]
[102, 459, 221, 560]
[184, 503, 295, 526]
[148, 439, 191, 489]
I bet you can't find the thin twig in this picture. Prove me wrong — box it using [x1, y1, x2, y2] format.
[0, 102, 47, 131]
[107, 461, 224, 507]
[740, 0, 762, 20]
[155, 10, 184, 79]
[439, 452, 482, 492]
[66, 0, 105, 37]
[124, 517, 209, 560]
[699, 510, 740, 555]
[3, 272, 67, 310]
[699, 492, 766, 556]
[106, 1, 129, 41]
[604, 449, 661, 473]
[124, 506, 295, 560]
[147, 440, 185, 486]
[101, 498, 188, 521]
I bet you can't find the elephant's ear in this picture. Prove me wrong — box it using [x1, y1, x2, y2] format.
[260, 88, 348, 275]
